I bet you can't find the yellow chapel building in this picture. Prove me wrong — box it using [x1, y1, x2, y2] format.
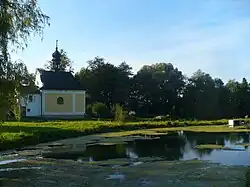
[20, 43, 86, 118]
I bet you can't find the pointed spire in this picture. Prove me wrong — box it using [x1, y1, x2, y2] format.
[52, 40, 61, 71]
[56, 40, 58, 50]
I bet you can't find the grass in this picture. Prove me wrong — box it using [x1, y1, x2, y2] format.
[1, 118, 250, 151]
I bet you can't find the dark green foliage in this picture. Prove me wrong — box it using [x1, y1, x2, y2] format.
[86, 104, 93, 117]
[0, 0, 49, 121]
[75, 57, 131, 108]
[92, 102, 110, 118]
[76, 58, 250, 120]
[112, 104, 127, 123]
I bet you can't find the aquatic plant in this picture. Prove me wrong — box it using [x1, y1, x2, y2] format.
[1, 118, 250, 151]
[112, 104, 127, 124]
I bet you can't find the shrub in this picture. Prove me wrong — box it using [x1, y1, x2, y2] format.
[92, 102, 110, 119]
[127, 110, 136, 121]
[86, 104, 93, 117]
[153, 114, 171, 121]
[112, 104, 127, 124]
[245, 123, 250, 129]
[13, 105, 21, 121]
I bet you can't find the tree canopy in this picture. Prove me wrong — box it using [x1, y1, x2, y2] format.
[1, 1, 249, 121]
[0, 0, 49, 120]
[76, 57, 250, 120]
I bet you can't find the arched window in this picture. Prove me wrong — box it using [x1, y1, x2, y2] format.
[57, 97, 64, 105]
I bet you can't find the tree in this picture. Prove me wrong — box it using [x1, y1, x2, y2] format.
[0, 59, 37, 120]
[75, 57, 250, 120]
[0, 0, 49, 59]
[0, 0, 49, 120]
[182, 70, 217, 120]
[44, 49, 73, 72]
[225, 78, 250, 118]
[129, 63, 185, 117]
[76, 57, 132, 108]
[213, 78, 230, 119]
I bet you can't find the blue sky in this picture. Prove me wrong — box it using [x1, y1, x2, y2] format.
[12, 0, 250, 82]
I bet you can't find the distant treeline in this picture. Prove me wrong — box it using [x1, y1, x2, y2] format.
[75, 57, 250, 120]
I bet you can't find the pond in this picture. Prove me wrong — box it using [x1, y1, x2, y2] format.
[41, 131, 250, 166]
[1, 131, 250, 187]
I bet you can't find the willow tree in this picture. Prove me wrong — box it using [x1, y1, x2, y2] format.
[0, 0, 50, 120]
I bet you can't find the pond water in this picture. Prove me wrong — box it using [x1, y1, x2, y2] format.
[41, 131, 250, 166]
[1, 131, 250, 187]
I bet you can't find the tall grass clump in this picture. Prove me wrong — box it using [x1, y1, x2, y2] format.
[112, 104, 127, 124]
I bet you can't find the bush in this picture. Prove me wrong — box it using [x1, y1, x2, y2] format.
[153, 114, 171, 121]
[245, 123, 250, 129]
[127, 110, 136, 121]
[13, 105, 21, 121]
[92, 102, 110, 119]
[86, 104, 93, 117]
[112, 104, 127, 124]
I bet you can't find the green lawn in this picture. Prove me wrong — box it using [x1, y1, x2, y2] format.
[0, 119, 249, 151]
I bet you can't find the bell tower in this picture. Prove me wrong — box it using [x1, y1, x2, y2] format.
[52, 40, 61, 71]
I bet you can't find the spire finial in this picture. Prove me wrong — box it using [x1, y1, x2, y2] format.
[52, 40, 61, 71]
[56, 40, 58, 50]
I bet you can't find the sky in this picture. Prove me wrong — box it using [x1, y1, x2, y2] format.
[11, 0, 250, 82]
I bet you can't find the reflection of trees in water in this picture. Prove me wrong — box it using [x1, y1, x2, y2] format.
[242, 133, 250, 144]
[131, 132, 186, 160]
[183, 132, 250, 157]
[84, 144, 127, 161]
[225, 132, 245, 144]
[184, 132, 250, 146]
[218, 132, 250, 144]
[184, 132, 226, 147]
[83, 133, 187, 161]
[82, 132, 250, 162]
[192, 147, 214, 157]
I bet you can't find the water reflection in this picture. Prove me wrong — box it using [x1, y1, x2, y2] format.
[128, 132, 186, 160]
[43, 131, 250, 166]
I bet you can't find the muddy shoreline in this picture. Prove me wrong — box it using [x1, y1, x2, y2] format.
[0, 157, 249, 187]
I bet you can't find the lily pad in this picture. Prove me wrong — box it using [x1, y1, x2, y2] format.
[194, 144, 224, 149]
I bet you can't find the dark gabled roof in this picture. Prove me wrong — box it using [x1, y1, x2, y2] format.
[39, 70, 85, 90]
